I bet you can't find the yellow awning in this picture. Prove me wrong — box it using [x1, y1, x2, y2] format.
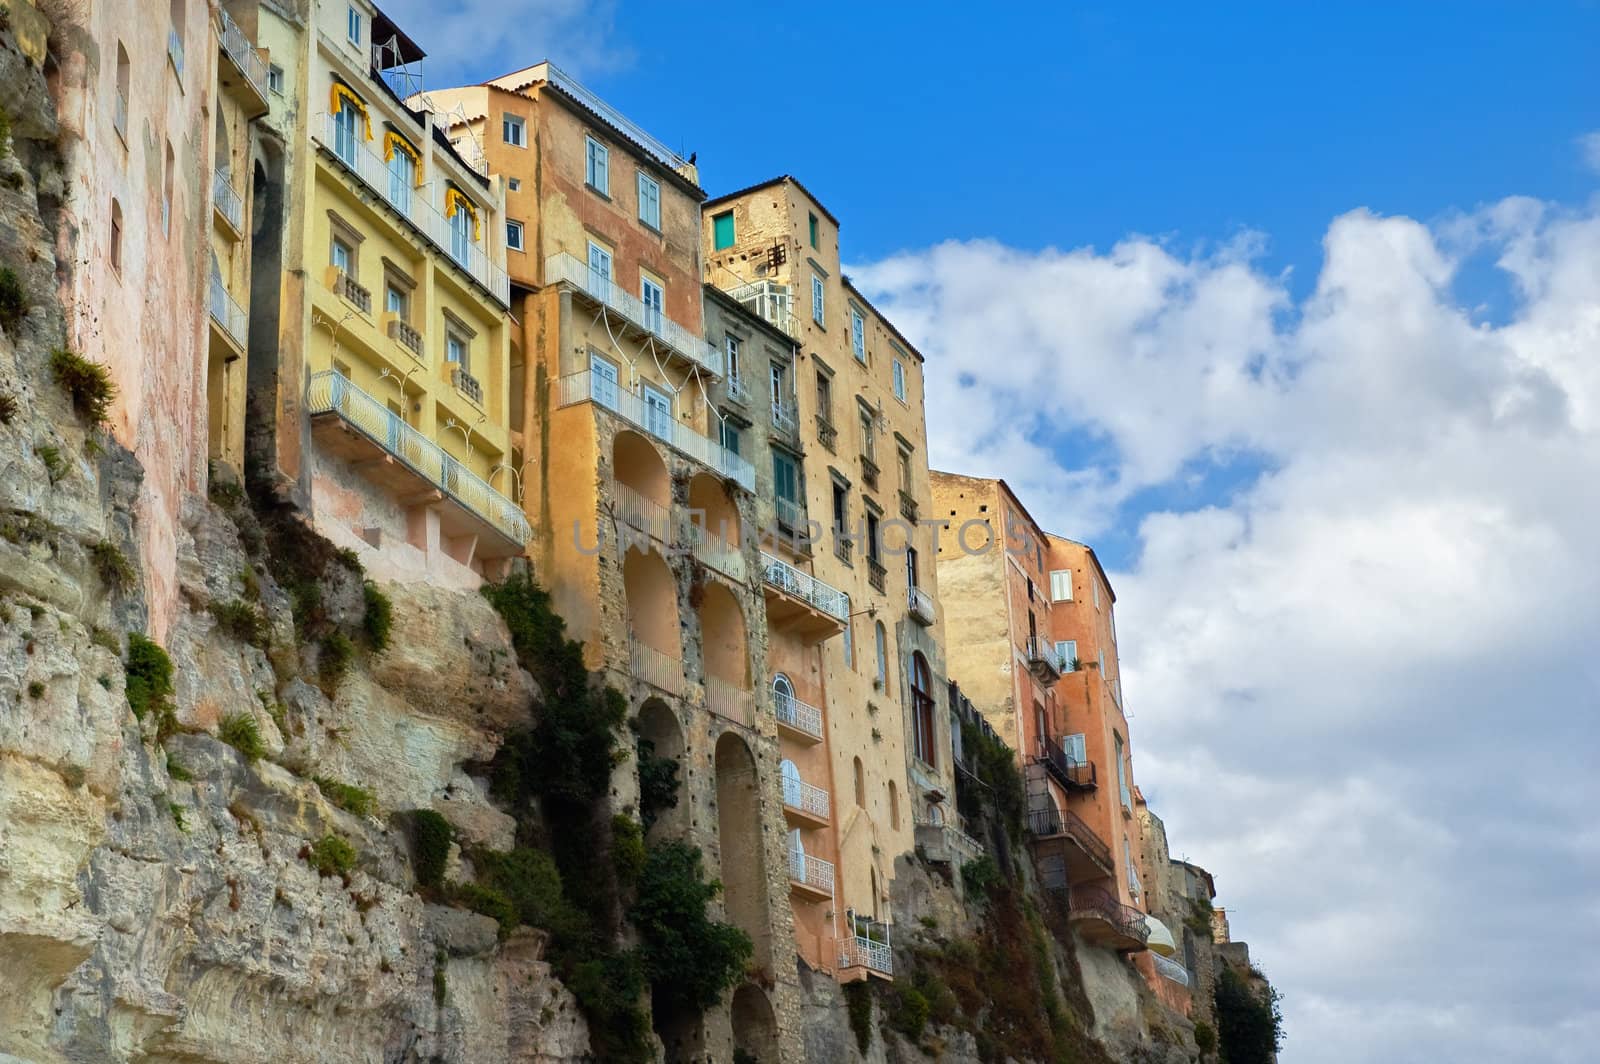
[382, 131, 422, 184]
[444, 187, 482, 241]
[329, 83, 373, 140]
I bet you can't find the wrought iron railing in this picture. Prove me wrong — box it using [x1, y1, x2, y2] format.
[867, 556, 886, 592]
[898, 489, 919, 522]
[556, 370, 754, 490]
[304, 372, 529, 545]
[841, 933, 893, 975]
[1036, 734, 1097, 792]
[781, 775, 830, 820]
[1068, 886, 1150, 945]
[209, 276, 247, 348]
[217, 7, 269, 101]
[771, 687, 823, 740]
[787, 848, 834, 894]
[545, 252, 721, 376]
[760, 551, 849, 621]
[1027, 806, 1113, 872]
[315, 113, 509, 306]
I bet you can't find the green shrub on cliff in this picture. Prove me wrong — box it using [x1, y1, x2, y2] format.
[49, 348, 115, 426]
[412, 809, 452, 890]
[0, 267, 24, 334]
[125, 634, 173, 721]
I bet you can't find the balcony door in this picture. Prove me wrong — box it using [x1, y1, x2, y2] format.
[641, 275, 664, 335]
[589, 352, 620, 412]
[772, 673, 795, 720]
[780, 758, 802, 808]
[587, 242, 613, 297]
[642, 381, 673, 442]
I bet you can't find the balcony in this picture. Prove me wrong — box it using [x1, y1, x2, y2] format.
[787, 848, 834, 900]
[725, 373, 748, 404]
[545, 252, 722, 377]
[866, 556, 886, 593]
[314, 113, 510, 307]
[898, 489, 919, 522]
[814, 415, 838, 453]
[1151, 950, 1190, 987]
[781, 775, 830, 826]
[630, 638, 684, 696]
[772, 687, 824, 743]
[914, 812, 985, 866]
[761, 550, 849, 642]
[1068, 886, 1151, 952]
[209, 276, 247, 355]
[1027, 803, 1114, 885]
[614, 481, 671, 542]
[304, 372, 530, 553]
[386, 317, 424, 359]
[1027, 636, 1063, 684]
[771, 396, 797, 434]
[907, 585, 935, 626]
[688, 521, 745, 581]
[557, 370, 754, 490]
[212, 169, 244, 236]
[726, 279, 797, 338]
[216, 7, 269, 118]
[1035, 735, 1097, 794]
[840, 920, 893, 977]
[860, 454, 880, 490]
[331, 269, 371, 315]
[704, 676, 752, 726]
[774, 496, 807, 534]
[451, 366, 484, 406]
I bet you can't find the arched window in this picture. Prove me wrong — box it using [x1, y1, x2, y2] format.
[910, 652, 936, 768]
[852, 756, 865, 808]
[874, 621, 888, 690]
[888, 780, 900, 830]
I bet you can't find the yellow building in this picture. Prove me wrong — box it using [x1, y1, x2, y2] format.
[257, 0, 524, 587]
[702, 176, 957, 983]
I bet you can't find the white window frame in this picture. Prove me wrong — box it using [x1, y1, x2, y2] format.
[266, 64, 284, 95]
[725, 334, 741, 388]
[640, 274, 665, 333]
[585, 135, 609, 195]
[346, 5, 362, 45]
[502, 113, 525, 147]
[812, 273, 825, 326]
[850, 307, 866, 361]
[1093, 578, 1101, 609]
[1050, 569, 1072, 601]
[1055, 639, 1077, 671]
[637, 171, 661, 229]
[505, 219, 525, 251]
[892, 357, 907, 401]
[446, 331, 468, 371]
[1062, 732, 1087, 763]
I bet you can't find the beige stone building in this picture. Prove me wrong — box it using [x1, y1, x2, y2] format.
[424, 65, 803, 1060]
[703, 176, 957, 984]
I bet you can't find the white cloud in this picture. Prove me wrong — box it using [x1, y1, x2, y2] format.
[377, 0, 631, 85]
[1577, 130, 1600, 175]
[852, 201, 1600, 1062]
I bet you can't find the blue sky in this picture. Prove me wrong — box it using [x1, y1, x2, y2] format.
[394, 5, 1600, 1061]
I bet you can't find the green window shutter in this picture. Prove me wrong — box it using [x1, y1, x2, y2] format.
[808, 212, 819, 248]
[713, 211, 735, 250]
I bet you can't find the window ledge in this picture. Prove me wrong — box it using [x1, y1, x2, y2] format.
[585, 183, 611, 203]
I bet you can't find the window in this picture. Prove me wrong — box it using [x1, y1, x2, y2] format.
[446, 331, 468, 371]
[719, 417, 741, 456]
[1050, 570, 1073, 601]
[448, 201, 472, 264]
[874, 621, 888, 688]
[1110, 607, 1117, 644]
[267, 63, 284, 95]
[1125, 837, 1142, 901]
[808, 211, 819, 249]
[725, 334, 741, 389]
[851, 307, 866, 362]
[386, 144, 414, 213]
[585, 135, 608, 195]
[906, 545, 920, 590]
[859, 410, 875, 463]
[333, 95, 360, 165]
[1062, 732, 1087, 764]
[1115, 732, 1131, 811]
[1056, 639, 1077, 671]
[811, 273, 825, 326]
[115, 44, 131, 138]
[842, 618, 854, 667]
[385, 283, 408, 320]
[502, 113, 525, 146]
[866, 510, 881, 565]
[1099, 648, 1106, 677]
[506, 219, 525, 251]
[637, 171, 660, 229]
[508, 177, 521, 191]
[853, 757, 866, 808]
[831, 481, 848, 535]
[1093, 578, 1101, 609]
[586, 241, 613, 288]
[109, 199, 123, 273]
[330, 237, 353, 277]
[712, 210, 735, 250]
[815, 371, 833, 422]
[772, 449, 800, 509]
[898, 448, 913, 494]
[892, 357, 907, 401]
[640, 274, 664, 333]
[911, 652, 936, 767]
[888, 780, 900, 830]
[769, 362, 786, 406]
[642, 382, 672, 439]
[589, 351, 620, 410]
[346, 5, 362, 45]
[162, 140, 174, 236]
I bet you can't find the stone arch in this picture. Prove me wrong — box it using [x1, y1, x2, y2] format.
[715, 733, 771, 970]
[636, 698, 686, 841]
[697, 579, 748, 688]
[730, 983, 779, 1062]
[623, 546, 679, 657]
[688, 470, 740, 546]
[613, 429, 670, 508]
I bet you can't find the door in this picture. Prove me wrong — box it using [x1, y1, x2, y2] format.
[772, 673, 795, 724]
[640, 275, 664, 335]
[788, 827, 806, 882]
[589, 352, 620, 412]
[642, 382, 672, 441]
[780, 758, 802, 809]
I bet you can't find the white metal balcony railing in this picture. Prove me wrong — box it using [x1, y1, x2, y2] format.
[217, 7, 269, 101]
[212, 168, 244, 232]
[1027, 636, 1063, 672]
[771, 397, 797, 432]
[1151, 951, 1190, 987]
[316, 113, 510, 306]
[787, 848, 834, 894]
[774, 496, 807, 532]
[781, 775, 830, 821]
[614, 481, 671, 542]
[704, 675, 751, 722]
[167, 25, 184, 77]
[908, 585, 936, 624]
[209, 276, 247, 348]
[113, 91, 128, 139]
[842, 934, 893, 976]
[629, 638, 684, 696]
[304, 372, 531, 545]
[726, 373, 748, 401]
[761, 551, 849, 621]
[556, 370, 755, 491]
[726, 280, 797, 338]
[544, 252, 722, 377]
[687, 521, 745, 580]
[771, 687, 824, 740]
